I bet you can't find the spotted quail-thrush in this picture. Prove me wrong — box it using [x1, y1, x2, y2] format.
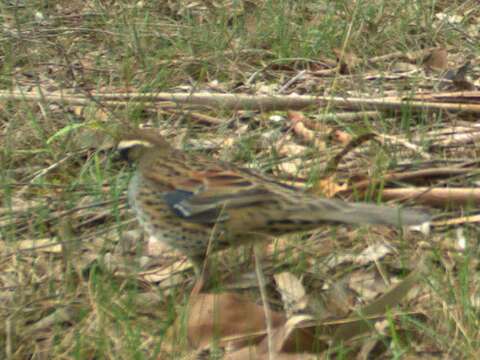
[118, 129, 430, 275]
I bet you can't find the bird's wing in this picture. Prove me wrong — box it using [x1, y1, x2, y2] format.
[157, 167, 287, 225]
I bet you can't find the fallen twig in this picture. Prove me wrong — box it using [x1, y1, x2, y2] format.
[3, 91, 480, 113]
[381, 187, 480, 207]
[343, 167, 473, 194]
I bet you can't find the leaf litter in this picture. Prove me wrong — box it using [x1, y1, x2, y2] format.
[1, 1, 480, 359]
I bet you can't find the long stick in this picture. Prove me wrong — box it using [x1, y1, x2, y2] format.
[2, 91, 480, 113]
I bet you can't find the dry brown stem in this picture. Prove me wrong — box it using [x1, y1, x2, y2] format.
[3, 91, 480, 113]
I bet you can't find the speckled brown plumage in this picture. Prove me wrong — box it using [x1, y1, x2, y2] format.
[118, 128, 430, 274]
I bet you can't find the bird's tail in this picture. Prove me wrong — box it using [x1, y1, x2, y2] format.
[287, 198, 430, 228]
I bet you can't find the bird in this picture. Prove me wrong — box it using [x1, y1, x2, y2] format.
[117, 128, 430, 275]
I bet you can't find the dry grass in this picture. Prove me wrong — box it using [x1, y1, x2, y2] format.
[1, 0, 480, 359]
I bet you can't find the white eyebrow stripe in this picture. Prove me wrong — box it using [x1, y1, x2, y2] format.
[117, 140, 153, 149]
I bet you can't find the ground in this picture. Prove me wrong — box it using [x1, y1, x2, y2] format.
[1, 1, 480, 359]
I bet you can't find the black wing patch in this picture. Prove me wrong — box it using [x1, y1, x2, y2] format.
[163, 190, 228, 224]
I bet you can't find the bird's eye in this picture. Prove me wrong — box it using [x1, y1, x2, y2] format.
[117, 146, 133, 162]
[116, 140, 152, 162]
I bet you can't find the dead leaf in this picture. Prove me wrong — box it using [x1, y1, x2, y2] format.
[435, 12, 463, 24]
[258, 315, 327, 354]
[330, 130, 352, 145]
[277, 160, 303, 177]
[423, 48, 448, 71]
[331, 263, 425, 344]
[226, 346, 316, 360]
[287, 111, 326, 149]
[357, 338, 382, 360]
[287, 111, 306, 124]
[139, 260, 190, 284]
[443, 61, 476, 91]
[354, 244, 393, 265]
[310, 176, 347, 197]
[321, 280, 357, 318]
[187, 292, 285, 350]
[391, 62, 419, 73]
[274, 272, 308, 316]
[348, 270, 389, 301]
[276, 142, 308, 157]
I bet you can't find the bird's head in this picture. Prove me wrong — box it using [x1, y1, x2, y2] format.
[116, 128, 173, 163]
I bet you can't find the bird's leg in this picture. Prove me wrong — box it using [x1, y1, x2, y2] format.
[189, 255, 210, 295]
[189, 255, 206, 278]
[253, 244, 274, 360]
